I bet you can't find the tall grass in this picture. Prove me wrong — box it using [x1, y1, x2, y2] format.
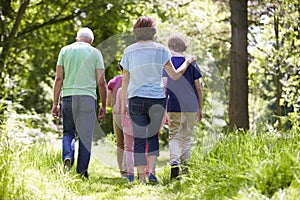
[1, 107, 300, 199]
[177, 115, 300, 199]
[0, 104, 80, 199]
[0, 124, 24, 199]
[0, 126, 97, 199]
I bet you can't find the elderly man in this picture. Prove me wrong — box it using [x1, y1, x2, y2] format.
[52, 27, 107, 178]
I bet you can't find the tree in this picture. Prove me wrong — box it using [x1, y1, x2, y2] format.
[0, 0, 84, 112]
[229, 0, 249, 130]
[0, 0, 30, 93]
[0, 0, 172, 113]
[158, 0, 230, 132]
[248, 0, 299, 130]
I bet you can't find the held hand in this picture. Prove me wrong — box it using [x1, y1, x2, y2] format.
[197, 109, 203, 121]
[52, 104, 60, 119]
[98, 106, 107, 120]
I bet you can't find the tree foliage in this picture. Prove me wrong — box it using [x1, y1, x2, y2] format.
[0, 0, 171, 113]
[0, 0, 298, 131]
[158, 0, 230, 130]
[248, 0, 300, 129]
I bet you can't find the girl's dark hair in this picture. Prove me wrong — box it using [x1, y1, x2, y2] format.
[133, 16, 156, 41]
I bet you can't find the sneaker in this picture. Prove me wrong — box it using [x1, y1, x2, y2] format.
[170, 165, 180, 180]
[121, 171, 128, 179]
[148, 173, 159, 184]
[80, 171, 89, 179]
[64, 158, 72, 171]
[127, 175, 134, 183]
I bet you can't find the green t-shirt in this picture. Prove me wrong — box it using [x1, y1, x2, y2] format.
[57, 42, 104, 100]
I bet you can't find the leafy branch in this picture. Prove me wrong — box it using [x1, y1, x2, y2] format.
[16, 11, 81, 38]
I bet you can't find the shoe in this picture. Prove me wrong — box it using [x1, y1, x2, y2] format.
[64, 158, 72, 171]
[148, 173, 159, 184]
[121, 171, 128, 179]
[80, 171, 89, 179]
[127, 175, 134, 183]
[170, 165, 180, 180]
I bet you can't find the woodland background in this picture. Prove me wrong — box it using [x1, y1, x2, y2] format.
[0, 0, 299, 199]
[0, 0, 299, 131]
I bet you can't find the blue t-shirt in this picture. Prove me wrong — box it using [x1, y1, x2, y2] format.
[163, 56, 202, 112]
[120, 41, 171, 99]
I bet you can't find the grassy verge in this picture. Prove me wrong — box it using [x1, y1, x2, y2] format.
[187, 131, 300, 199]
[1, 112, 300, 199]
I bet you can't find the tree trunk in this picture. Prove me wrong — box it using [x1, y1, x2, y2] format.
[0, 0, 30, 88]
[274, 14, 282, 131]
[229, 0, 249, 130]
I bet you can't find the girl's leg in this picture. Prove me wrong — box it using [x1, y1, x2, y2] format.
[124, 127, 134, 176]
[113, 118, 127, 177]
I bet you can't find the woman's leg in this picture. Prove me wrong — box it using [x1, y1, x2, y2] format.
[147, 134, 159, 175]
[147, 98, 166, 182]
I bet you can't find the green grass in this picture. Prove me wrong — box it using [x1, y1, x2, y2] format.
[1, 113, 300, 200]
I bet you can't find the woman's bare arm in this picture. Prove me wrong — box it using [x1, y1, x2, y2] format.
[163, 56, 194, 80]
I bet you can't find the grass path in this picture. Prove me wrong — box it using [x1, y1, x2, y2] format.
[29, 137, 175, 200]
[15, 130, 300, 200]
[2, 114, 300, 199]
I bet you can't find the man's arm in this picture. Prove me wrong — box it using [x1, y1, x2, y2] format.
[52, 65, 64, 119]
[195, 78, 203, 121]
[96, 68, 107, 120]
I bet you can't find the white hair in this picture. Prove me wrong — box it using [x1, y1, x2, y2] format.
[76, 27, 94, 41]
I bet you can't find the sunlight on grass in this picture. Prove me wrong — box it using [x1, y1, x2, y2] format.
[1, 112, 300, 199]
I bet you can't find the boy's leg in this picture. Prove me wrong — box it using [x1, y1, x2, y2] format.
[168, 112, 182, 167]
[180, 112, 197, 174]
[168, 112, 182, 179]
